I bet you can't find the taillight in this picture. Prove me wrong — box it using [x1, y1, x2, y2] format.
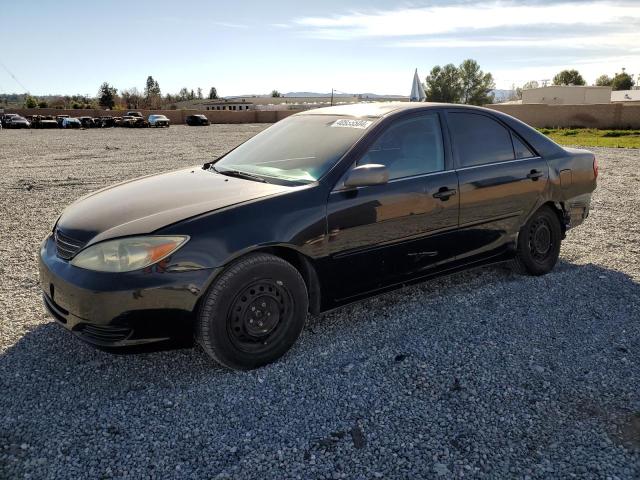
[593, 157, 599, 179]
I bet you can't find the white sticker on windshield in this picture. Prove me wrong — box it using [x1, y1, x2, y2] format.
[330, 119, 373, 129]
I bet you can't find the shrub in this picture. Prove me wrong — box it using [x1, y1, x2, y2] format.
[561, 129, 579, 136]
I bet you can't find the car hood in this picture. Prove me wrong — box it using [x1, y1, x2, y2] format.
[56, 167, 292, 246]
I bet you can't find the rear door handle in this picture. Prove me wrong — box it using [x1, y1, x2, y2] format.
[526, 169, 544, 180]
[433, 188, 457, 200]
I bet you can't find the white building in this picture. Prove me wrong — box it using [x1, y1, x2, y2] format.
[522, 86, 611, 105]
[197, 99, 254, 111]
[611, 90, 640, 103]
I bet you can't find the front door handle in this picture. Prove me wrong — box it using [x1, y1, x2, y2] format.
[432, 187, 457, 201]
[526, 169, 544, 181]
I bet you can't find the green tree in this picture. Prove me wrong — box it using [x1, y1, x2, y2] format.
[458, 59, 495, 105]
[425, 64, 462, 103]
[144, 76, 161, 108]
[595, 74, 613, 86]
[208, 87, 218, 99]
[37, 100, 48, 108]
[197, 87, 203, 99]
[522, 80, 539, 90]
[24, 95, 38, 108]
[552, 69, 586, 86]
[611, 71, 634, 91]
[98, 82, 117, 109]
[178, 87, 189, 101]
[271, 89, 281, 98]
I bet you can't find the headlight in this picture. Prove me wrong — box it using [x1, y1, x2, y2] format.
[70, 236, 189, 272]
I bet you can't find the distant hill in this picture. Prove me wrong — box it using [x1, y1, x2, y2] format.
[228, 92, 408, 99]
[492, 89, 516, 102]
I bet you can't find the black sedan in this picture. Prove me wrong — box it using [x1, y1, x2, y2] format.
[39, 103, 597, 370]
[185, 114, 210, 126]
[7, 115, 30, 128]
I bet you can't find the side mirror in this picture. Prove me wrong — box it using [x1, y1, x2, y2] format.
[344, 164, 389, 188]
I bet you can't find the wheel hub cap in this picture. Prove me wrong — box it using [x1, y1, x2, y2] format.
[529, 219, 553, 259]
[245, 297, 280, 336]
[227, 280, 292, 354]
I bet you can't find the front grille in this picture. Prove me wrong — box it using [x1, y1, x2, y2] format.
[77, 324, 132, 344]
[55, 229, 85, 260]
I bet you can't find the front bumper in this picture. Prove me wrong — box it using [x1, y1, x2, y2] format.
[39, 234, 216, 348]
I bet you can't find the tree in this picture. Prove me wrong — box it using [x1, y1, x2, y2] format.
[178, 87, 189, 101]
[98, 82, 117, 109]
[552, 69, 586, 86]
[24, 95, 38, 108]
[595, 74, 613, 87]
[522, 80, 539, 90]
[197, 87, 203, 99]
[611, 70, 635, 91]
[38, 100, 48, 108]
[121, 87, 142, 109]
[425, 64, 462, 103]
[458, 59, 495, 105]
[208, 87, 218, 99]
[271, 89, 281, 98]
[144, 76, 161, 108]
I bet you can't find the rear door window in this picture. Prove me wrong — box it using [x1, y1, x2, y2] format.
[447, 112, 515, 167]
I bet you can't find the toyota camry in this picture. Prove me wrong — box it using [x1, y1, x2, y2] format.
[40, 103, 597, 370]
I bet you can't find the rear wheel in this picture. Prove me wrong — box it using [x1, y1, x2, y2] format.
[196, 253, 308, 370]
[512, 205, 562, 276]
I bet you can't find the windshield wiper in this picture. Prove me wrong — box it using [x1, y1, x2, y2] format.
[210, 166, 268, 183]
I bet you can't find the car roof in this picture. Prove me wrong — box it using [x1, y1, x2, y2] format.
[297, 101, 499, 118]
[298, 102, 451, 118]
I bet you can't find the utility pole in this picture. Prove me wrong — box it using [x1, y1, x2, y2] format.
[330, 88, 334, 106]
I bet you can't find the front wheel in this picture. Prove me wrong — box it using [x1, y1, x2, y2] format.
[196, 253, 308, 370]
[512, 205, 562, 276]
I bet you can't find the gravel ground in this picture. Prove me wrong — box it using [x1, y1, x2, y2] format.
[0, 126, 639, 479]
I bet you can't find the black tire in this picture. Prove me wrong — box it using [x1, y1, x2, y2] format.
[196, 253, 308, 370]
[512, 205, 562, 276]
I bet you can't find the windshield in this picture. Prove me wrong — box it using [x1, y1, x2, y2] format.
[214, 115, 373, 184]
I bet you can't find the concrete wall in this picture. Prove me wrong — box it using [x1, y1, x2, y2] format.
[521, 86, 612, 105]
[5, 108, 297, 124]
[487, 103, 640, 129]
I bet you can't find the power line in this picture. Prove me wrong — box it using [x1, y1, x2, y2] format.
[0, 59, 29, 93]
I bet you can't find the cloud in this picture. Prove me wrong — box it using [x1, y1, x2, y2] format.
[294, 1, 640, 40]
[393, 32, 640, 51]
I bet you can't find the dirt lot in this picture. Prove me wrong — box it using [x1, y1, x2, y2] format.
[1, 126, 639, 479]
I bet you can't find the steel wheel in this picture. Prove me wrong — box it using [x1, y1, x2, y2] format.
[528, 217, 553, 262]
[196, 253, 308, 370]
[512, 205, 562, 276]
[227, 279, 293, 354]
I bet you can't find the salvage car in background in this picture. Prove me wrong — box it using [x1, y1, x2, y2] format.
[40, 103, 597, 370]
[1, 113, 19, 127]
[185, 114, 210, 126]
[6, 115, 30, 128]
[126, 111, 148, 127]
[98, 116, 117, 128]
[61, 117, 82, 129]
[148, 114, 170, 127]
[56, 115, 70, 127]
[79, 116, 96, 128]
[30, 115, 58, 129]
